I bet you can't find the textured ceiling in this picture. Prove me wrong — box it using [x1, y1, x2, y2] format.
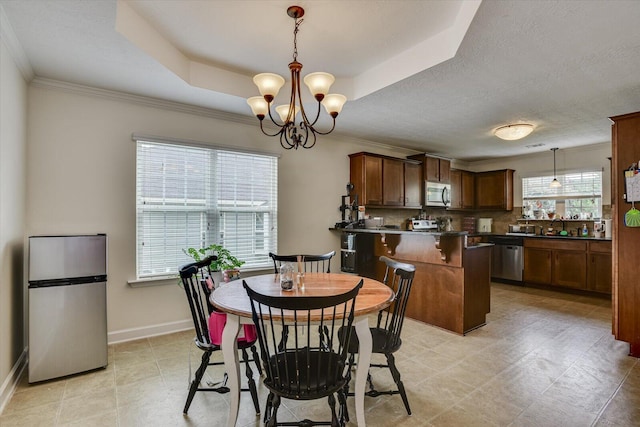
[2, 0, 639, 161]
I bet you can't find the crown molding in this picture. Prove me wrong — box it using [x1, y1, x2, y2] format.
[30, 77, 257, 126]
[29, 77, 412, 154]
[0, 4, 35, 81]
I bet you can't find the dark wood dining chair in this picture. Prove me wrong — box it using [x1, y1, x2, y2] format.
[243, 278, 363, 427]
[268, 251, 337, 350]
[268, 251, 336, 274]
[341, 255, 416, 416]
[179, 256, 261, 416]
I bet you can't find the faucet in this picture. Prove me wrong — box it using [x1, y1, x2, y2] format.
[550, 218, 565, 234]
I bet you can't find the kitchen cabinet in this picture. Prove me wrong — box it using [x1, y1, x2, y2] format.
[553, 248, 587, 289]
[382, 158, 404, 206]
[474, 169, 514, 210]
[450, 169, 475, 210]
[350, 153, 382, 205]
[404, 161, 423, 208]
[407, 154, 450, 183]
[346, 230, 491, 335]
[587, 240, 612, 294]
[523, 238, 603, 291]
[523, 246, 552, 284]
[424, 156, 450, 183]
[349, 152, 421, 208]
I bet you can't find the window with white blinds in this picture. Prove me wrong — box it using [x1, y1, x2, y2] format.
[136, 140, 278, 279]
[522, 170, 602, 218]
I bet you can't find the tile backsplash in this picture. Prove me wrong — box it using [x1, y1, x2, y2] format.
[363, 205, 612, 235]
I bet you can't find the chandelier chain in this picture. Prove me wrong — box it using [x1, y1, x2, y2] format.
[292, 18, 303, 62]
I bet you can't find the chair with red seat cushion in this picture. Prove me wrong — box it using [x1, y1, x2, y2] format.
[179, 256, 261, 415]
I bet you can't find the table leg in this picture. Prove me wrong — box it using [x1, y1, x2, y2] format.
[354, 317, 371, 427]
[222, 314, 241, 427]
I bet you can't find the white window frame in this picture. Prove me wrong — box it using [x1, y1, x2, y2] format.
[134, 135, 278, 280]
[522, 169, 603, 219]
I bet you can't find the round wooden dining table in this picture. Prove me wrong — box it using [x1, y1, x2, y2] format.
[210, 272, 394, 427]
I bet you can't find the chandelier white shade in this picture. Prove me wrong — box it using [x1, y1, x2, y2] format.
[494, 123, 534, 141]
[246, 6, 347, 150]
[252, 73, 285, 100]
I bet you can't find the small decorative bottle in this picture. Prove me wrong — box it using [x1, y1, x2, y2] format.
[279, 262, 295, 291]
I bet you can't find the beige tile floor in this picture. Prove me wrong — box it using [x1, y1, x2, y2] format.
[1, 283, 639, 427]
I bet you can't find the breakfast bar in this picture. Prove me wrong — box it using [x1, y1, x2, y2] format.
[334, 228, 493, 335]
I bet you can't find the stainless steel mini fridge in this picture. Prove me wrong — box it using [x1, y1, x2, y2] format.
[28, 234, 108, 383]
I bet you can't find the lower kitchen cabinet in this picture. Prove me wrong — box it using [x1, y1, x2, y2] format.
[523, 238, 609, 293]
[523, 247, 552, 284]
[553, 249, 586, 289]
[587, 241, 612, 294]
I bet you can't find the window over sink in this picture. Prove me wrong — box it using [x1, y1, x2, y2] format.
[522, 170, 602, 220]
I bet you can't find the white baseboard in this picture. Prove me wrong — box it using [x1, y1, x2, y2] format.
[0, 348, 27, 415]
[108, 319, 193, 344]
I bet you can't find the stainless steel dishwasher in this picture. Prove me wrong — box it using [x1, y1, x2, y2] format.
[487, 235, 524, 282]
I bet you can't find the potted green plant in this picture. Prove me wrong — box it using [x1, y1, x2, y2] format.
[182, 243, 245, 283]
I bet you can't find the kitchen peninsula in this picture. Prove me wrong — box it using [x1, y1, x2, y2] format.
[334, 228, 493, 335]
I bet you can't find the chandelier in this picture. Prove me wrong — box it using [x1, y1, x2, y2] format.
[246, 6, 347, 150]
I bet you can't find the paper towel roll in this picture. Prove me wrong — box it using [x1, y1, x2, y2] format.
[477, 218, 493, 233]
[602, 219, 612, 238]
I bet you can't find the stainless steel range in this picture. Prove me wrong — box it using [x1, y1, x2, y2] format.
[412, 219, 438, 231]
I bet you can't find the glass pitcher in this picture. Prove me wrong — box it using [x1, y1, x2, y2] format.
[279, 262, 295, 291]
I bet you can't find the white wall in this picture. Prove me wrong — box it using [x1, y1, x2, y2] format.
[467, 142, 612, 207]
[0, 39, 28, 407]
[26, 82, 414, 341]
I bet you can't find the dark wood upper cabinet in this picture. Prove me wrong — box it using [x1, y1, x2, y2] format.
[349, 152, 422, 208]
[418, 155, 450, 183]
[474, 169, 514, 210]
[350, 153, 382, 205]
[382, 158, 404, 206]
[449, 169, 462, 209]
[404, 161, 423, 208]
[450, 169, 475, 210]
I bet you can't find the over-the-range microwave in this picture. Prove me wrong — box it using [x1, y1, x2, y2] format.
[425, 181, 451, 207]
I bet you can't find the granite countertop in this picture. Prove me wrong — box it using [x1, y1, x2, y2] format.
[467, 232, 611, 241]
[329, 227, 468, 236]
[330, 228, 611, 241]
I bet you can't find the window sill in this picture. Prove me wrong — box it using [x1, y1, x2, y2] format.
[128, 276, 179, 288]
[128, 267, 274, 288]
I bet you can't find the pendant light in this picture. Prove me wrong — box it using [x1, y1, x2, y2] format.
[550, 148, 561, 188]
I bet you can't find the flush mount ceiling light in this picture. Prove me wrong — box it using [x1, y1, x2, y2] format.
[550, 147, 562, 188]
[494, 123, 534, 141]
[247, 6, 347, 150]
